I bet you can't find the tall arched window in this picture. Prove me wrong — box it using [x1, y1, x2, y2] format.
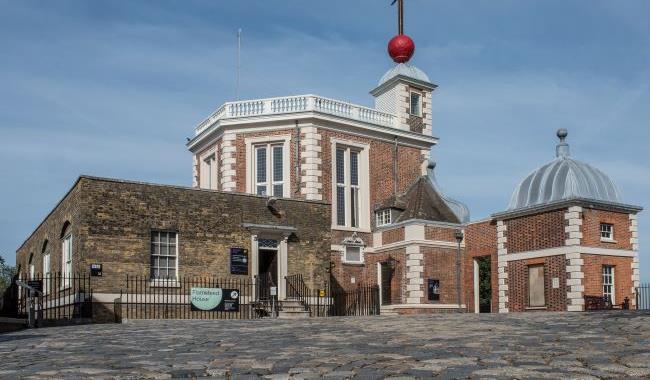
[42, 239, 51, 294]
[60, 221, 72, 288]
[28, 253, 35, 280]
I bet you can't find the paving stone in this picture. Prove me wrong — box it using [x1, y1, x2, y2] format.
[1, 312, 650, 379]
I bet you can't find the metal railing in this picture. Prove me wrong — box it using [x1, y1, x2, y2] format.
[119, 275, 266, 320]
[195, 94, 397, 135]
[285, 274, 380, 317]
[2, 273, 93, 324]
[636, 284, 650, 310]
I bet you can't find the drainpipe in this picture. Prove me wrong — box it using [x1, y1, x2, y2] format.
[294, 120, 301, 196]
[393, 136, 398, 198]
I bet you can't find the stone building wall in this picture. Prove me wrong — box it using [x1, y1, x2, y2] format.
[17, 176, 332, 308]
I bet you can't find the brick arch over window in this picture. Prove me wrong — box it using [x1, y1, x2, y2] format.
[28, 252, 34, 264]
[60, 221, 71, 239]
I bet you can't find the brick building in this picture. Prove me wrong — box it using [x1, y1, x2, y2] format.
[14, 10, 642, 317]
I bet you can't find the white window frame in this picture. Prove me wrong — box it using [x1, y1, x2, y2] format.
[603, 265, 615, 304]
[342, 245, 364, 264]
[409, 91, 422, 117]
[200, 152, 217, 190]
[331, 139, 370, 231]
[42, 253, 51, 295]
[29, 264, 35, 280]
[376, 209, 392, 227]
[600, 223, 614, 242]
[61, 234, 72, 289]
[245, 135, 291, 198]
[150, 231, 180, 285]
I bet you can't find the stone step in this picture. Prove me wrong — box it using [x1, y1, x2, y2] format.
[278, 310, 311, 319]
[380, 307, 398, 316]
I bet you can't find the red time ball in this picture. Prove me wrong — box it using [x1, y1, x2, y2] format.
[388, 34, 415, 63]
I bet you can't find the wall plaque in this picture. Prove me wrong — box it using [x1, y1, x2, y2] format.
[90, 263, 103, 277]
[230, 247, 249, 275]
[190, 288, 239, 312]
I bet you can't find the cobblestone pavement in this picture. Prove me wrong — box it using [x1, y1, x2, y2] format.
[1, 312, 650, 379]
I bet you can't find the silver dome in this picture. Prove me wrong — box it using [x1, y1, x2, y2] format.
[379, 63, 431, 86]
[507, 130, 622, 211]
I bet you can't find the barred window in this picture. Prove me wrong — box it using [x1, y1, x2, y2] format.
[151, 231, 178, 280]
[600, 223, 613, 241]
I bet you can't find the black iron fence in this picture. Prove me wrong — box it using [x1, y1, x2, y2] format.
[637, 284, 650, 310]
[1, 273, 93, 323]
[285, 274, 380, 317]
[119, 275, 266, 320]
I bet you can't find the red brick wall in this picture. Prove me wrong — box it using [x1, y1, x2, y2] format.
[382, 227, 404, 245]
[464, 220, 498, 313]
[582, 254, 633, 305]
[319, 130, 423, 212]
[234, 129, 299, 195]
[582, 209, 632, 250]
[422, 246, 463, 304]
[507, 255, 567, 312]
[425, 226, 457, 242]
[505, 210, 567, 254]
[330, 248, 406, 304]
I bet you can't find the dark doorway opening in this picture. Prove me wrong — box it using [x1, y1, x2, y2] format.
[258, 249, 278, 300]
[477, 256, 492, 313]
[381, 262, 393, 305]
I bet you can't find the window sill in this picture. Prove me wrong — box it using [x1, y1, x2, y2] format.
[149, 280, 181, 288]
[600, 238, 618, 244]
[332, 226, 372, 234]
[341, 261, 365, 267]
[525, 306, 547, 311]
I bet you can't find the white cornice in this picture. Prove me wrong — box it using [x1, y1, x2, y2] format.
[503, 246, 636, 262]
[187, 112, 437, 152]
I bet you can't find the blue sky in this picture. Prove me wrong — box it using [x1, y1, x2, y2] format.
[1, 1, 649, 280]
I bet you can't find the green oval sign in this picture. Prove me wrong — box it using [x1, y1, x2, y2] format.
[190, 288, 223, 311]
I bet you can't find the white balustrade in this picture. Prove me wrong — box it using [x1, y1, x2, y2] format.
[195, 95, 396, 135]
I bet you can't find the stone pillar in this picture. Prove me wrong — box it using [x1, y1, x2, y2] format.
[565, 206, 584, 311]
[300, 126, 322, 200]
[423, 91, 433, 136]
[405, 245, 423, 304]
[497, 220, 509, 313]
[192, 154, 199, 188]
[220, 133, 237, 192]
[631, 213, 640, 308]
[278, 237, 289, 301]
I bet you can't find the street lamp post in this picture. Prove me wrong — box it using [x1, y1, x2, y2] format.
[454, 230, 464, 313]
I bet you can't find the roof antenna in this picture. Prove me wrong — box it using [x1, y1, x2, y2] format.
[237, 28, 242, 100]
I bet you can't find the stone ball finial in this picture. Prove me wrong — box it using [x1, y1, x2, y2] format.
[557, 128, 568, 142]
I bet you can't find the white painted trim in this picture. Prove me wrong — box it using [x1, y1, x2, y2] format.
[377, 262, 383, 306]
[503, 246, 636, 262]
[245, 134, 291, 198]
[382, 303, 467, 309]
[473, 259, 479, 314]
[330, 138, 370, 230]
[370, 239, 463, 253]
